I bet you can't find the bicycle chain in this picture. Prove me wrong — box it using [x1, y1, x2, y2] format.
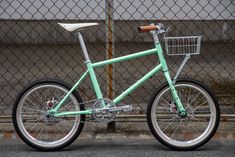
[75, 99, 103, 122]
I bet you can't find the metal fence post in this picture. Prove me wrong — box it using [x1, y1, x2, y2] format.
[105, 0, 115, 132]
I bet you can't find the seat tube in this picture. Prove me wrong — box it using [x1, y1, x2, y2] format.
[86, 62, 103, 99]
[77, 32, 103, 100]
[155, 42, 186, 116]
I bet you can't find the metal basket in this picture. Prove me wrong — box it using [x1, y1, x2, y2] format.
[164, 36, 202, 55]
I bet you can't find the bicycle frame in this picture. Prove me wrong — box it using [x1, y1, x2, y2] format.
[49, 31, 186, 117]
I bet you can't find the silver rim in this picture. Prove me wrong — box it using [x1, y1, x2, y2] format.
[16, 84, 81, 148]
[151, 83, 216, 148]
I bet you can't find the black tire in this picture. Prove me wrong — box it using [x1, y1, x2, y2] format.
[147, 78, 220, 150]
[12, 79, 85, 151]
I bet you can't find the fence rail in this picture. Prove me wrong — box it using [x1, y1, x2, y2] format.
[0, 0, 234, 126]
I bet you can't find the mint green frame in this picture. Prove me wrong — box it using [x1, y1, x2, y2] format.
[49, 42, 186, 117]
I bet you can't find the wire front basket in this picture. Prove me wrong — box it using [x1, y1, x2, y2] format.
[164, 36, 202, 55]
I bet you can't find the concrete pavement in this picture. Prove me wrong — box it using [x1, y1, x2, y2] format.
[0, 138, 234, 157]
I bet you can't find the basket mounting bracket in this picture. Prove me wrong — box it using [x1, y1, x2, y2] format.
[173, 54, 191, 84]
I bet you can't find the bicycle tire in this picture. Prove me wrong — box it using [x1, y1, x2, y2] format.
[12, 79, 85, 151]
[147, 78, 220, 150]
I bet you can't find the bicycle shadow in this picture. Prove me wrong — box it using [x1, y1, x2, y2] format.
[16, 139, 224, 154]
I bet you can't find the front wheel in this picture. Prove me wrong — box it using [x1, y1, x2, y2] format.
[147, 78, 220, 150]
[12, 79, 85, 151]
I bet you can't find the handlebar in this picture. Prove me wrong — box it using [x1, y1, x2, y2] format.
[138, 23, 168, 35]
[138, 25, 159, 33]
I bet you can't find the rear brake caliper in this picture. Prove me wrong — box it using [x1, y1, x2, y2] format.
[46, 97, 59, 109]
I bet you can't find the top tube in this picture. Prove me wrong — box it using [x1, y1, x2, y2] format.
[92, 48, 158, 68]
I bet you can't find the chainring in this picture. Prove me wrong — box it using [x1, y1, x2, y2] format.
[92, 98, 117, 123]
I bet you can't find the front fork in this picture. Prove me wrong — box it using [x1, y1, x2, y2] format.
[155, 43, 187, 117]
[164, 70, 187, 117]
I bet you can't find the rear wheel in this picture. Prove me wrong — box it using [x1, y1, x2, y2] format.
[12, 79, 85, 151]
[147, 78, 220, 150]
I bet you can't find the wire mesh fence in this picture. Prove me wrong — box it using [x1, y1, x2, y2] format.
[0, 0, 234, 124]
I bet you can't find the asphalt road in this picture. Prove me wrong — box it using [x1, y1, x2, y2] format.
[0, 139, 234, 157]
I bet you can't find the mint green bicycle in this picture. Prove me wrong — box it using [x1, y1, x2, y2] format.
[12, 23, 220, 151]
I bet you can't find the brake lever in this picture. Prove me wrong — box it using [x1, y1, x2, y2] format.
[156, 23, 166, 34]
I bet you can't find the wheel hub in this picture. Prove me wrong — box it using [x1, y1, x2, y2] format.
[43, 113, 60, 125]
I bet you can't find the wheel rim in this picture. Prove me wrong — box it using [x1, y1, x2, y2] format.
[151, 83, 216, 147]
[16, 84, 81, 148]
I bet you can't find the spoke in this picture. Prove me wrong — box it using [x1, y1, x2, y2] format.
[55, 89, 59, 98]
[178, 87, 182, 101]
[190, 100, 208, 113]
[23, 116, 44, 123]
[162, 117, 176, 132]
[22, 110, 43, 123]
[51, 89, 55, 100]
[36, 121, 48, 139]
[170, 120, 182, 138]
[191, 95, 205, 108]
[41, 122, 48, 141]
[22, 106, 45, 113]
[37, 90, 49, 111]
[58, 93, 66, 101]
[44, 88, 47, 102]
[54, 123, 67, 136]
[35, 90, 46, 106]
[27, 121, 43, 135]
[186, 87, 192, 106]
[60, 100, 73, 111]
[45, 125, 48, 141]
[190, 115, 210, 122]
[58, 121, 74, 128]
[46, 87, 50, 100]
[187, 92, 200, 108]
[162, 97, 171, 106]
[186, 119, 201, 135]
[166, 119, 180, 135]
[157, 106, 170, 111]
[24, 121, 40, 131]
[164, 91, 173, 102]
[31, 94, 47, 111]
[54, 124, 57, 140]
[157, 116, 177, 128]
[26, 97, 42, 111]
[43, 88, 49, 111]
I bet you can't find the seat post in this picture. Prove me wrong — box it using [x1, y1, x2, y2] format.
[77, 32, 90, 62]
[77, 31, 104, 100]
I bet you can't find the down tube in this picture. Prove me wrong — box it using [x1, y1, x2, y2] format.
[113, 64, 162, 104]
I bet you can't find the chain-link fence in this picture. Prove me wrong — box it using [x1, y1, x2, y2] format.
[0, 0, 234, 126]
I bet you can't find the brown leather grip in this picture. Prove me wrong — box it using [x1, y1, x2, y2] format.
[138, 25, 158, 32]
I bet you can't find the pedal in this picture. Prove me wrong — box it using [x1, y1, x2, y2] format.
[108, 105, 133, 112]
